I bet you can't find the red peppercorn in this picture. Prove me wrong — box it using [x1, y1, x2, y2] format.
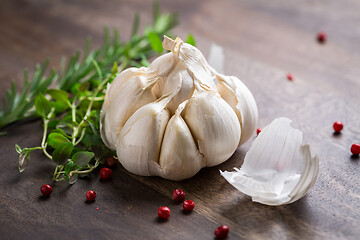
[172, 189, 186, 202]
[214, 225, 229, 239]
[40, 184, 53, 196]
[183, 200, 195, 211]
[256, 128, 262, 135]
[351, 143, 360, 156]
[86, 190, 96, 201]
[287, 73, 293, 81]
[100, 167, 113, 180]
[317, 31, 327, 43]
[157, 206, 170, 219]
[333, 121, 343, 133]
[105, 157, 116, 168]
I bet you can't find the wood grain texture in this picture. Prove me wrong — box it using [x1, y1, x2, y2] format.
[0, 0, 359, 239]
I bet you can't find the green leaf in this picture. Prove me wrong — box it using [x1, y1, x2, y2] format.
[48, 119, 60, 129]
[47, 132, 70, 149]
[148, 32, 163, 53]
[52, 142, 73, 165]
[46, 89, 69, 105]
[34, 93, 51, 118]
[111, 62, 118, 75]
[68, 173, 79, 184]
[64, 160, 76, 176]
[186, 34, 196, 46]
[15, 144, 22, 154]
[72, 151, 94, 167]
[18, 150, 30, 172]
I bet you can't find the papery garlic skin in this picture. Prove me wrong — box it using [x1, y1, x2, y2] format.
[220, 117, 319, 206]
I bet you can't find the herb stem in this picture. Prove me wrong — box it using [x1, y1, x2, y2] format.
[71, 97, 78, 145]
[69, 159, 100, 176]
[41, 108, 55, 160]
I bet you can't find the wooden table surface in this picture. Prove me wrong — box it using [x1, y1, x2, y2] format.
[1, 0, 359, 239]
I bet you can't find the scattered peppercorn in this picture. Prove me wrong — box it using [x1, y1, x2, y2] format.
[183, 200, 195, 211]
[287, 73, 293, 81]
[157, 206, 170, 219]
[40, 184, 53, 196]
[256, 128, 262, 135]
[333, 121, 343, 133]
[105, 157, 116, 168]
[86, 190, 96, 201]
[317, 31, 327, 43]
[172, 189, 186, 202]
[351, 143, 360, 156]
[100, 167, 113, 180]
[214, 225, 229, 239]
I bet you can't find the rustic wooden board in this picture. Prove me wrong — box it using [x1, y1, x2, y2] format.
[0, 0, 359, 239]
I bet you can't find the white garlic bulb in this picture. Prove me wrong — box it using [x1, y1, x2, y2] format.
[100, 36, 258, 180]
[220, 117, 319, 205]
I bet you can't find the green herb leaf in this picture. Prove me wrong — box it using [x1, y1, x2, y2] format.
[186, 34, 196, 46]
[15, 144, 22, 154]
[18, 150, 30, 172]
[52, 142, 73, 165]
[34, 93, 51, 118]
[68, 174, 79, 184]
[65, 160, 76, 176]
[46, 89, 70, 105]
[148, 32, 163, 53]
[47, 132, 70, 149]
[72, 151, 94, 167]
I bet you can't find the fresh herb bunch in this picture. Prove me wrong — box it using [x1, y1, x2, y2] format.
[6, 4, 195, 184]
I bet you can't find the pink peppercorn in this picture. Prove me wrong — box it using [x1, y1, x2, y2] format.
[183, 200, 195, 211]
[351, 143, 360, 156]
[214, 225, 229, 239]
[157, 206, 170, 219]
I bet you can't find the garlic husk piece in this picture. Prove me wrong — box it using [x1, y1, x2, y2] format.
[151, 52, 180, 97]
[163, 36, 216, 91]
[220, 117, 319, 206]
[159, 101, 205, 180]
[116, 78, 182, 177]
[155, 60, 195, 115]
[184, 90, 241, 167]
[100, 74, 158, 150]
[215, 74, 258, 145]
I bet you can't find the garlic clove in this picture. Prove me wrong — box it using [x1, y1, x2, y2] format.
[220, 117, 319, 206]
[101, 74, 158, 150]
[215, 74, 258, 145]
[184, 90, 241, 167]
[116, 74, 183, 177]
[159, 101, 205, 180]
[116, 101, 168, 177]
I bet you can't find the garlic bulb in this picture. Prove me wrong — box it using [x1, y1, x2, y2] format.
[100, 36, 258, 180]
[220, 117, 319, 205]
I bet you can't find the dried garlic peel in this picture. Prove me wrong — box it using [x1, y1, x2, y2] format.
[220, 117, 319, 205]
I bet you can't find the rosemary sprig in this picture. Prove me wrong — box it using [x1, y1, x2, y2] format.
[9, 3, 182, 183]
[0, 2, 178, 131]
